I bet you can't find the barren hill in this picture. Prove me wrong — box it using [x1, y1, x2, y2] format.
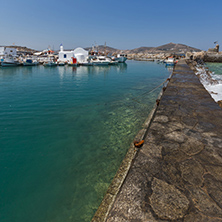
[128, 43, 201, 54]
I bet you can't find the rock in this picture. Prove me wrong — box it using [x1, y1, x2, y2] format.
[181, 137, 205, 156]
[184, 211, 222, 222]
[149, 178, 189, 220]
[218, 100, 222, 109]
[180, 159, 204, 186]
[153, 115, 169, 123]
[188, 186, 222, 218]
[204, 174, 222, 208]
[164, 131, 186, 143]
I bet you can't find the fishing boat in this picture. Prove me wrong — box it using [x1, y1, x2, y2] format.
[109, 60, 119, 65]
[57, 61, 66, 66]
[23, 58, 39, 66]
[1, 55, 20, 67]
[43, 60, 57, 66]
[91, 56, 110, 66]
[115, 54, 127, 63]
[164, 57, 176, 66]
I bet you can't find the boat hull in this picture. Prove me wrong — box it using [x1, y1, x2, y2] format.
[1, 62, 19, 67]
[117, 57, 127, 63]
[43, 63, 57, 67]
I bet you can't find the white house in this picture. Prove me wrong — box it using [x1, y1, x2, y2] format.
[58, 45, 75, 62]
[73, 47, 88, 63]
[58, 45, 89, 63]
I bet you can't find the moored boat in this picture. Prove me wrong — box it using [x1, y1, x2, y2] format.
[164, 57, 177, 66]
[43, 60, 57, 66]
[91, 56, 111, 66]
[1, 55, 20, 67]
[23, 58, 39, 66]
[115, 54, 127, 63]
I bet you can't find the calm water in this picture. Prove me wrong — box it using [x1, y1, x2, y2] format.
[0, 61, 171, 222]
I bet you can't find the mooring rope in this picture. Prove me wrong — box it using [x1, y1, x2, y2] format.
[130, 78, 169, 105]
[69, 78, 170, 109]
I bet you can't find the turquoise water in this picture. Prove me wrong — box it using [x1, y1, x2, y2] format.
[206, 62, 222, 80]
[0, 61, 170, 222]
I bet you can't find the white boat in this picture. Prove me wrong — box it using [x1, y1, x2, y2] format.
[109, 60, 119, 65]
[115, 54, 127, 63]
[23, 58, 39, 66]
[91, 56, 111, 66]
[164, 57, 176, 66]
[81, 61, 93, 66]
[57, 61, 66, 66]
[1, 55, 20, 67]
[43, 60, 57, 66]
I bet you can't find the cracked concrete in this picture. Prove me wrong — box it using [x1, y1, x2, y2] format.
[92, 60, 222, 222]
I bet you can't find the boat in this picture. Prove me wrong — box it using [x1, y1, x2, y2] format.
[1, 55, 20, 67]
[57, 61, 66, 66]
[91, 56, 110, 66]
[81, 61, 93, 66]
[23, 58, 39, 66]
[109, 60, 119, 65]
[43, 60, 57, 66]
[164, 57, 176, 66]
[115, 54, 127, 63]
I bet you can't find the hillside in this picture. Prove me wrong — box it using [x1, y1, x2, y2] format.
[1, 42, 201, 55]
[84, 45, 118, 54]
[2, 45, 37, 53]
[128, 43, 201, 54]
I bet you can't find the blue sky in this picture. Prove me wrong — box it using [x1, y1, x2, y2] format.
[0, 0, 221, 51]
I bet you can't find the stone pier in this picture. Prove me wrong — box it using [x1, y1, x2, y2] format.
[92, 60, 222, 222]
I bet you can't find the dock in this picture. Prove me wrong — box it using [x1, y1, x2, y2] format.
[92, 59, 222, 221]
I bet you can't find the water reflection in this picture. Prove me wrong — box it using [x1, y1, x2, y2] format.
[57, 63, 128, 80]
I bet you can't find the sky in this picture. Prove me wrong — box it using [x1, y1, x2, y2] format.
[0, 0, 221, 51]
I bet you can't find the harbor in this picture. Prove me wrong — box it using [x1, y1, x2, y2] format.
[92, 59, 222, 221]
[0, 45, 128, 67]
[0, 60, 172, 222]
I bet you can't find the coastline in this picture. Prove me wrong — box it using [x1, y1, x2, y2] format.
[91, 59, 222, 221]
[186, 60, 222, 106]
[91, 71, 173, 222]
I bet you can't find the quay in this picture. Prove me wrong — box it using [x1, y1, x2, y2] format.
[92, 59, 222, 221]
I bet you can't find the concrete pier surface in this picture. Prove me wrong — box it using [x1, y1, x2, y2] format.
[92, 59, 222, 222]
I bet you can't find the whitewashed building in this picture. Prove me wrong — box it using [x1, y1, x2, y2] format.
[58, 45, 89, 63]
[58, 45, 75, 62]
[73, 47, 88, 63]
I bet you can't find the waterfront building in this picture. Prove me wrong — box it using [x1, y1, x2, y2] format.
[73, 47, 89, 63]
[58, 44, 75, 62]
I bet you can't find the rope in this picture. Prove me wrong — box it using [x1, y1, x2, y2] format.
[68, 78, 170, 108]
[130, 78, 169, 105]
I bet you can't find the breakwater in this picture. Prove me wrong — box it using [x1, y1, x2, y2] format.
[92, 59, 222, 221]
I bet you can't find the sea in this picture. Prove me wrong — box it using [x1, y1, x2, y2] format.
[196, 62, 222, 102]
[0, 61, 171, 222]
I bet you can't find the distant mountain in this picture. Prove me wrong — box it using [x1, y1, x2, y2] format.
[128, 43, 201, 54]
[84, 43, 201, 54]
[125, 47, 154, 54]
[2, 45, 37, 53]
[84, 45, 118, 54]
[1, 42, 201, 55]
